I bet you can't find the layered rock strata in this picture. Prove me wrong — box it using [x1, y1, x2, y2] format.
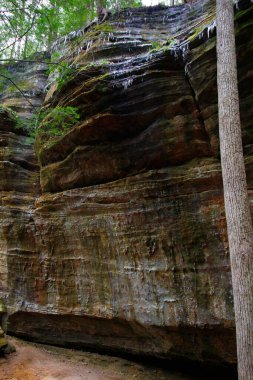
[0, 59, 47, 298]
[0, 0, 253, 367]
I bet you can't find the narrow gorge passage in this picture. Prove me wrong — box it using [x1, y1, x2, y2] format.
[0, 0, 253, 376]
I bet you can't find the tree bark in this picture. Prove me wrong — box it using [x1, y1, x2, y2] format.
[216, 1, 253, 379]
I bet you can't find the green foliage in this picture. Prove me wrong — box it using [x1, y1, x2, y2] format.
[46, 56, 77, 91]
[50, 51, 61, 63]
[13, 106, 80, 139]
[40, 106, 80, 137]
[0, 0, 88, 59]
[166, 38, 179, 47]
[110, 0, 143, 8]
[0, 0, 143, 60]
[98, 59, 110, 66]
[54, 64, 75, 90]
[96, 0, 142, 10]
[151, 40, 163, 51]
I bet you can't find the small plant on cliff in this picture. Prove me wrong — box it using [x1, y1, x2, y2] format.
[38, 106, 80, 137]
[47, 61, 76, 90]
[151, 40, 163, 51]
[56, 64, 76, 90]
[13, 106, 80, 139]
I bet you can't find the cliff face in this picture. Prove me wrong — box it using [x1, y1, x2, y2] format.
[1, 0, 253, 366]
[0, 58, 47, 297]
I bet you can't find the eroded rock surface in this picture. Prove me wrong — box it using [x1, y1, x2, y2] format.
[0, 0, 253, 367]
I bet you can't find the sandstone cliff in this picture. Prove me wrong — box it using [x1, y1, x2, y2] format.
[0, 0, 253, 367]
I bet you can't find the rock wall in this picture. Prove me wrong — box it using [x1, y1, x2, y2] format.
[0, 0, 253, 366]
[0, 58, 47, 297]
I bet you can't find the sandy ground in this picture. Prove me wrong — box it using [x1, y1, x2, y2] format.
[0, 337, 198, 380]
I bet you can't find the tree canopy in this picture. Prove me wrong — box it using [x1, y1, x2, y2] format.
[0, 0, 142, 60]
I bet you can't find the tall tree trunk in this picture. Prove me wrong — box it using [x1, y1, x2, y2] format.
[216, 1, 253, 379]
[47, 0, 60, 49]
[95, 0, 107, 10]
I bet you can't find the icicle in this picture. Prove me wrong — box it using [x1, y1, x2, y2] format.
[170, 47, 180, 60]
[122, 78, 133, 90]
[86, 40, 93, 52]
[180, 42, 189, 61]
[207, 20, 216, 39]
[184, 62, 190, 76]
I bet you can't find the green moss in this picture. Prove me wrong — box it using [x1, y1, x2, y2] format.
[1, 75, 37, 94]
[188, 25, 205, 42]
[83, 22, 114, 42]
[151, 40, 163, 51]
[84, 72, 109, 86]
[93, 22, 114, 33]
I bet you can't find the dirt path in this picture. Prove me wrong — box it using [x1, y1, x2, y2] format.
[0, 337, 198, 380]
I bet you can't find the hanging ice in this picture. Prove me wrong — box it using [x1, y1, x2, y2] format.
[207, 20, 216, 39]
[122, 78, 134, 90]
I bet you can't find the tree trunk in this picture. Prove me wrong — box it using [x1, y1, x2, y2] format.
[216, 1, 253, 379]
[48, 0, 60, 49]
[95, 0, 107, 10]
